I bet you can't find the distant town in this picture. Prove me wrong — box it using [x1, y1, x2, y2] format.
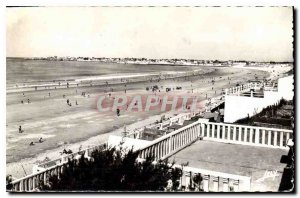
[19, 56, 292, 66]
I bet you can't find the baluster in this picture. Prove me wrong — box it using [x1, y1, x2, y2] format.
[32, 176, 36, 190]
[159, 143, 162, 159]
[169, 137, 172, 153]
[154, 145, 158, 160]
[274, 131, 278, 146]
[192, 126, 196, 140]
[262, 129, 266, 144]
[20, 180, 24, 192]
[238, 126, 242, 142]
[197, 123, 201, 137]
[212, 176, 219, 192]
[200, 124, 204, 137]
[187, 129, 190, 143]
[162, 141, 165, 157]
[233, 180, 239, 192]
[164, 140, 167, 156]
[161, 142, 164, 158]
[14, 182, 18, 191]
[185, 172, 191, 191]
[280, 132, 283, 147]
[249, 128, 253, 143]
[174, 135, 177, 150]
[222, 125, 225, 139]
[255, 128, 260, 145]
[227, 126, 230, 141]
[24, 179, 28, 191]
[181, 171, 186, 190]
[203, 175, 209, 192]
[20, 179, 24, 192]
[268, 130, 271, 145]
[217, 125, 220, 139]
[29, 178, 33, 191]
[179, 133, 182, 147]
[233, 127, 236, 141]
[222, 178, 229, 192]
[243, 127, 247, 142]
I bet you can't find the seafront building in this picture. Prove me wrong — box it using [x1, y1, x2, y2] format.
[10, 75, 294, 192]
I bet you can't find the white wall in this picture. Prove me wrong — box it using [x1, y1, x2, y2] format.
[224, 75, 293, 123]
[224, 95, 266, 123]
[278, 75, 294, 100]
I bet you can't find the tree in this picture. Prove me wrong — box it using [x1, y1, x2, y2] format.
[39, 146, 182, 191]
[6, 175, 13, 190]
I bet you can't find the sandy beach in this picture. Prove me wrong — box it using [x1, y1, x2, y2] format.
[7, 60, 292, 179]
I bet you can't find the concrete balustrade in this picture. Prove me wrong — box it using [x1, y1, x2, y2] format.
[200, 121, 293, 149]
[138, 120, 200, 161]
[225, 82, 262, 96]
[173, 165, 251, 192]
[11, 115, 291, 192]
[11, 164, 65, 191]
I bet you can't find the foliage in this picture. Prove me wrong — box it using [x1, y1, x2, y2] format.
[6, 175, 13, 190]
[235, 98, 293, 128]
[39, 147, 182, 191]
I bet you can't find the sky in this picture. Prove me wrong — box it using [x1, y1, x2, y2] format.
[6, 7, 293, 62]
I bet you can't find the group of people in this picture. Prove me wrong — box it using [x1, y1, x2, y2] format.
[29, 137, 44, 146]
[66, 98, 78, 106]
[19, 124, 44, 146]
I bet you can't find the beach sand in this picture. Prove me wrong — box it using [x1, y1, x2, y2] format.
[7, 63, 291, 179]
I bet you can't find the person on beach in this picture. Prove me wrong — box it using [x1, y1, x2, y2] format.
[29, 142, 34, 146]
[76, 100, 78, 105]
[19, 125, 23, 133]
[27, 99, 30, 104]
[39, 137, 43, 143]
[67, 99, 69, 105]
[116, 108, 120, 116]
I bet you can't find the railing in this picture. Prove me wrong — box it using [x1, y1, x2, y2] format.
[11, 119, 292, 192]
[148, 112, 194, 130]
[138, 120, 201, 161]
[225, 82, 261, 96]
[176, 165, 251, 192]
[11, 164, 65, 192]
[12, 143, 107, 191]
[199, 120, 293, 149]
[35, 143, 106, 171]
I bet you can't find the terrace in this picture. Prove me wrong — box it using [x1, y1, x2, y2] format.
[169, 140, 288, 191]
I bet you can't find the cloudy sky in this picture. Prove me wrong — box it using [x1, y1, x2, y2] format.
[6, 7, 293, 61]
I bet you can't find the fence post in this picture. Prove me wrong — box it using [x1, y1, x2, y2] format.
[255, 128, 259, 145]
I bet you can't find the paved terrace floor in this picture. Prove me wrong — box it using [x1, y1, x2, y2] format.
[168, 140, 288, 192]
